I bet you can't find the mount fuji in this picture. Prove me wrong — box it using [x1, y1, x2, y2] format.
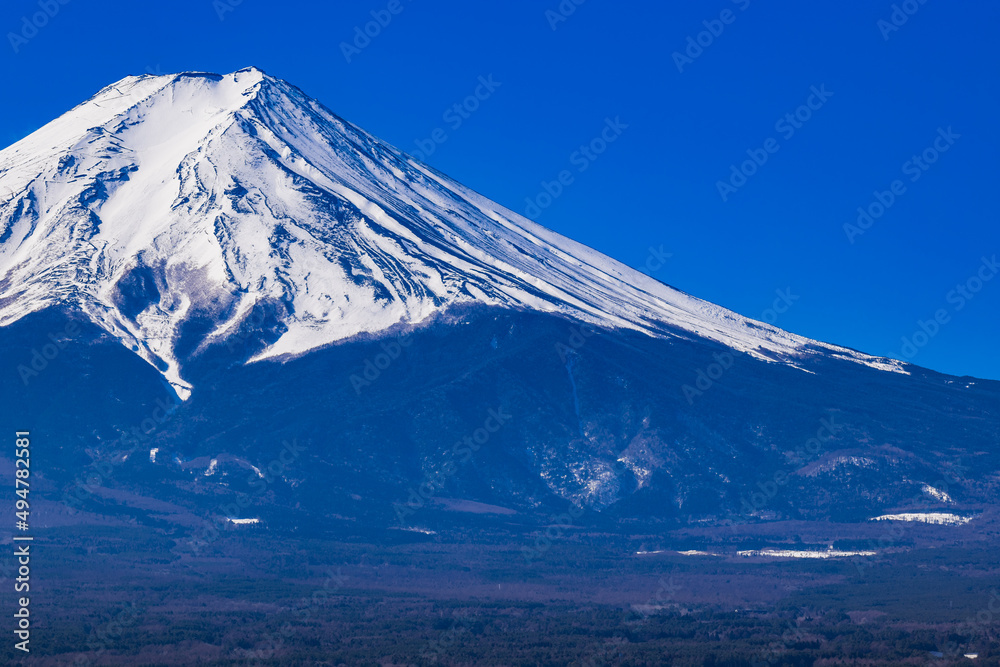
[0, 67, 906, 400]
[1, 68, 997, 530]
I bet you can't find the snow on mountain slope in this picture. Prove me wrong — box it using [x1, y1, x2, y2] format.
[0, 67, 906, 397]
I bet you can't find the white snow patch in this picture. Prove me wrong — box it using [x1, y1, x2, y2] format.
[870, 512, 973, 525]
[227, 517, 259, 525]
[738, 548, 876, 559]
[921, 484, 953, 503]
[394, 526, 436, 535]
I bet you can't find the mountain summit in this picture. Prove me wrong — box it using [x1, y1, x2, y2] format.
[1, 68, 903, 398]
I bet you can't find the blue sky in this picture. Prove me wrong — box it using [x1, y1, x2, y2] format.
[2, 0, 998, 379]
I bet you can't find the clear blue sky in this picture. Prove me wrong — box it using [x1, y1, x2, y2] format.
[2, 0, 998, 379]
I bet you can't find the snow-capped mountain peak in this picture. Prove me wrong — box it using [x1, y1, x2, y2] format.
[0, 68, 905, 397]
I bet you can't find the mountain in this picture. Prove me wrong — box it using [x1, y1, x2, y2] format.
[1, 68, 997, 535]
[0, 67, 905, 400]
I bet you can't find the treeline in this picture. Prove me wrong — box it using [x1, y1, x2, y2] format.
[26, 598, 995, 665]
